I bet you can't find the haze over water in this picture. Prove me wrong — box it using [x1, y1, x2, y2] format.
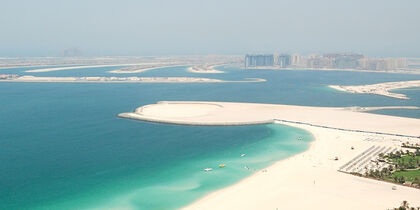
[1, 0, 420, 57]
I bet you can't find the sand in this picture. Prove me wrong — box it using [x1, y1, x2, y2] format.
[25, 64, 144, 73]
[108, 64, 185, 73]
[187, 65, 224, 74]
[0, 76, 266, 84]
[0, 76, 223, 83]
[119, 101, 420, 136]
[342, 106, 419, 112]
[329, 80, 420, 100]
[119, 101, 420, 209]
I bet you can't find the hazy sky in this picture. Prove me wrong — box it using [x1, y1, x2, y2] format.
[1, 0, 419, 57]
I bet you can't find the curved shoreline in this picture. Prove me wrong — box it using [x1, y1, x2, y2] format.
[24, 64, 144, 73]
[186, 65, 224, 74]
[0, 76, 266, 84]
[329, 80, 420, 100]
[183, 121, 420, 210]
[119, 101, 420, 136]
[119, 101, 420, 209]
[108, 64, 185, 73]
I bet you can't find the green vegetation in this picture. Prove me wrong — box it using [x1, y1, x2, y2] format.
[392, 170, 420, 183]
[388, 200, 420, 210]
[366, 149, 420, 188]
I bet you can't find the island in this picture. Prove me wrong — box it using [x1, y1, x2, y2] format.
[0, 75, 265, 83]
[329, 80, 420, 100]
[187, 64, 224, 74]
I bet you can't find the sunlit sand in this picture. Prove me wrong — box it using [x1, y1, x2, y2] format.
[119, 101, 420, 209]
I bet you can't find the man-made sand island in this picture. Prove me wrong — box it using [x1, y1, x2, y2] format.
[0, 75, 265, 83]
[329, 80, 420, 100]
[187, 65, 224, 74]
[119, 101, 420, 209]
[108, 64, 184, 73]
[24, 63, 226, 74]
[111, 64, 225, 74]
[343, 106, 419, 112]
[24, 64, 143, 73]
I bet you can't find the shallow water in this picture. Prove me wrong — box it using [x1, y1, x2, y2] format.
[1, 65, 419, 209]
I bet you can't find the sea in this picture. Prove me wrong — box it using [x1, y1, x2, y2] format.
[0, 65, 419, 209]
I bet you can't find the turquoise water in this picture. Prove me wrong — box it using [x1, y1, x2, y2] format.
[1, 66, 420, 209]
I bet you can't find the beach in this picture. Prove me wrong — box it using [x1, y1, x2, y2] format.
[0, 76, 266, 83]
[119, 101, 420, 135]
[0, 75, 224, 83]
[184, 122, 420, 210]
[119, 101, 420, 209]
[187, 65, 224, 74]
[24, 64, 145, 73]
[329, 80, 420, 100]
[108, 64, 185, 73]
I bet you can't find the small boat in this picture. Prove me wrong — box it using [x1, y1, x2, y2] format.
[204, 168, 213, 172]
[244, 166, 249, 170]
[219, 164, 226, 168]
[241, 154, 246, 157]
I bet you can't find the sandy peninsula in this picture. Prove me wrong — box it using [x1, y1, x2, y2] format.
[329, 80, 420, 100]
[119, 101, 420, 209]
[24, 64, 147, 73]
[343, 106, 419, 112]
[187, 65, 224, 74]
[108, 64, 185, 73]
[0, 75, 265, 84]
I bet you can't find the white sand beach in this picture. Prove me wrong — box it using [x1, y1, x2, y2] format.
[187, 65, 224, 74]
[329, 80, 420, 100]
[119, 101, 420, 209]
[0, 76, 223, 83]
[343, 106, 419, 112]
[108, 64, 185, 73]
[0, 76, 266, 84]
[25, 64, 148, 73]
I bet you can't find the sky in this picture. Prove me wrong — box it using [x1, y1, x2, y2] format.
[1, 0, 419, 57]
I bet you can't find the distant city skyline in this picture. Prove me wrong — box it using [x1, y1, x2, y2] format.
[244, 53, 409, 71]
[1, 0, 420, 57]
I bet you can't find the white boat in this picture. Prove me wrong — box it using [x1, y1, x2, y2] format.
[204, 168, 213, 172]
[241, 153, 246, 157]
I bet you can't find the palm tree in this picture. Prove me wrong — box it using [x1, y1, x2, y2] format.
[401, 201, 409, 208]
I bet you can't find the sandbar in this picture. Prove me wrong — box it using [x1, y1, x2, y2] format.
[108, 64, 185, 74]
[329, 80, 420, 100]
[0, 76, 265, 84]
[187, 65, 224, 74]
[25, 64, 144, 73]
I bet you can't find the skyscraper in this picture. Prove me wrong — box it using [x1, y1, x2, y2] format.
[277, 54, 291, 68]
[245, 54, 274, 68]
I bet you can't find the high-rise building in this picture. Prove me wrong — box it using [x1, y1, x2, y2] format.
[290, 53, 307, 67]
[358, 57, 408, 70]
[277, 54, 291, 68]
[323, 53, 363, 69]
[245, 54, 274, 67]
[291, 53, 300, 66]
[306, 55, 334, 69]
